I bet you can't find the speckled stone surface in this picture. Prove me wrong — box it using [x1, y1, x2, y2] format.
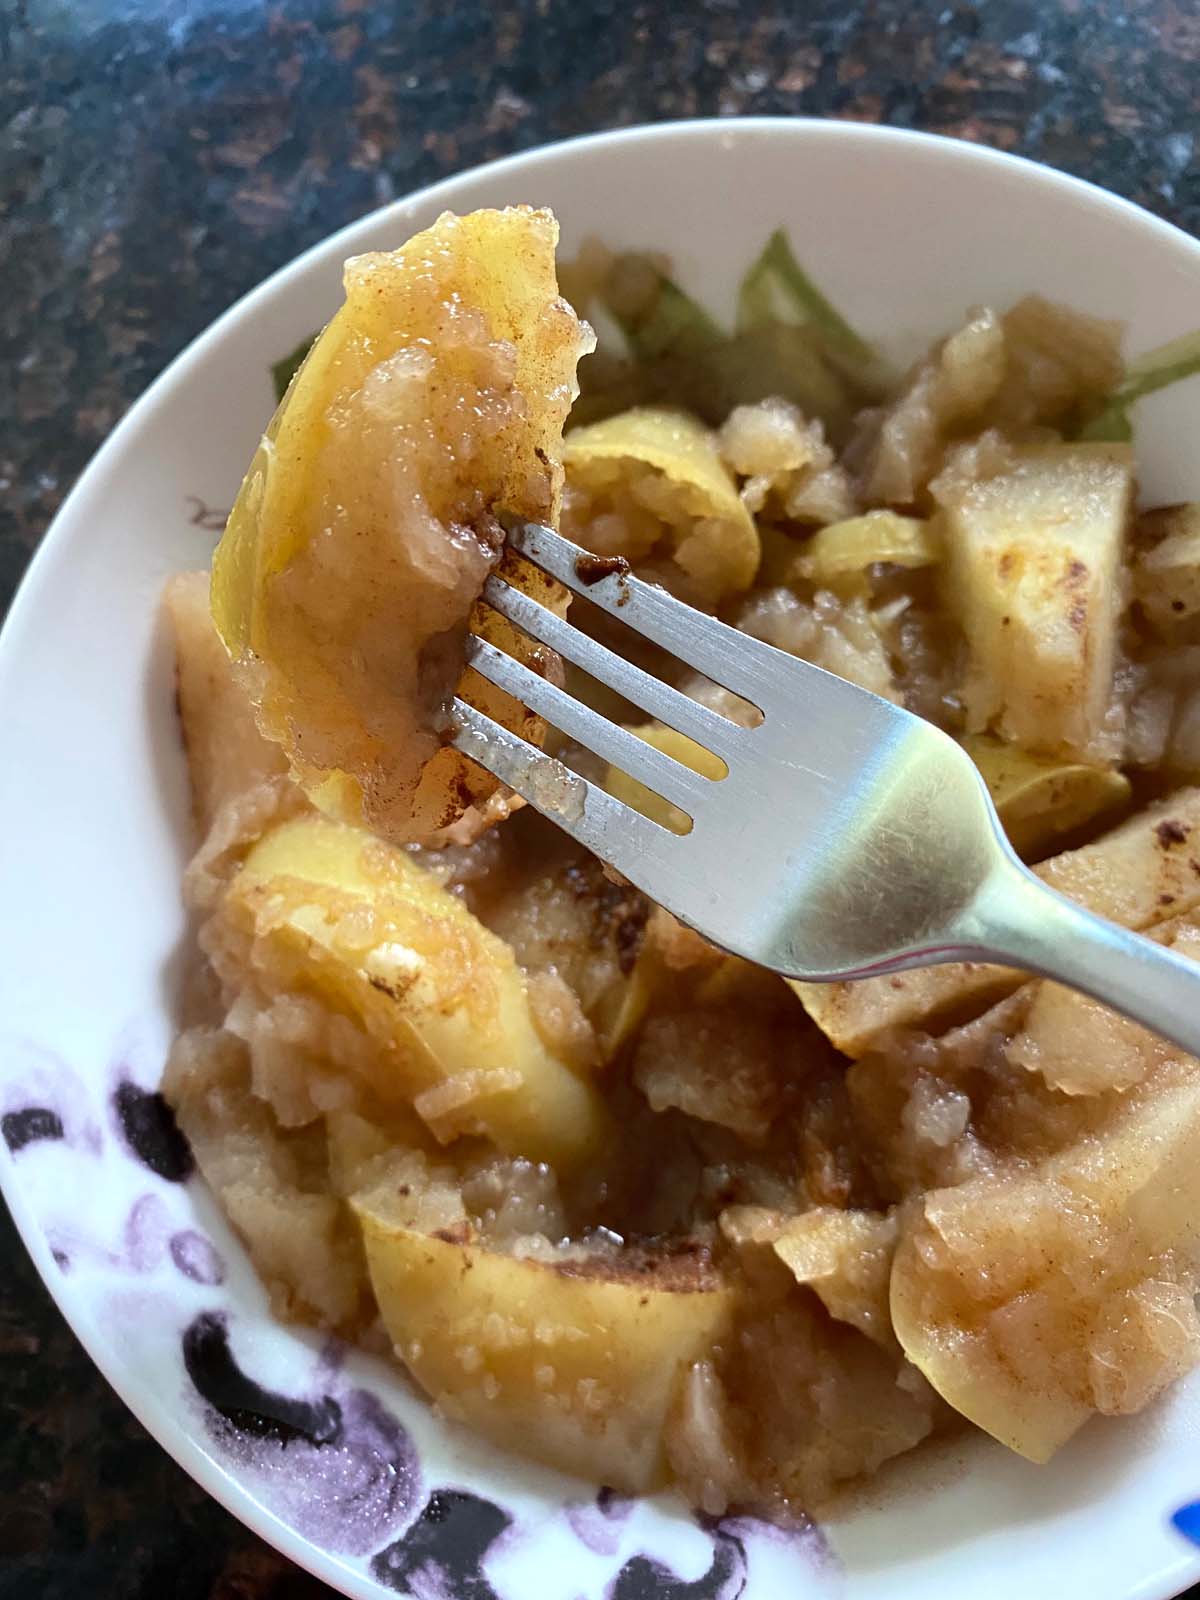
[2, 0, 1199, 1593]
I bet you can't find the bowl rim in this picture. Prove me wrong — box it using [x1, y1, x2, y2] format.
[5, 115, 1200, 1600]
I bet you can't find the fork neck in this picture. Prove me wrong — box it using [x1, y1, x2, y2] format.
[957, 857, 1200, 1060]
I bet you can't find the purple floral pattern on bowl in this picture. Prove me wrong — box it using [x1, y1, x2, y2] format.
[0, 1032, 841, 1599]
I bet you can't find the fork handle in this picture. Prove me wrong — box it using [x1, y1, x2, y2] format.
[965, 860, 1200, 1059]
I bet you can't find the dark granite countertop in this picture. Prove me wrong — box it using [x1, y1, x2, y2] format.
[2, 0, 1199, 1594]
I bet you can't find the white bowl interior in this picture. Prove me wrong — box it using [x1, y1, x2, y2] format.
[4, 120, 1200, 1600]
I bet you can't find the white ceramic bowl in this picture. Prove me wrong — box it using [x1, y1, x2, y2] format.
[5, 119, 1200, 1600]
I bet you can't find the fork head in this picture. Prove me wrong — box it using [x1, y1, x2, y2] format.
[450, 521, 1011, 982]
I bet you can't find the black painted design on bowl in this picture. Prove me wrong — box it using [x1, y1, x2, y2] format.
[182, 1311, 341, 1446]
[182, 1315, 418, 1553]
[1, 1106, 64, 1152]
[371, 1488, 511, 1599]
[113, 1082, 194, 1182]
[609, 1527, 747, 1600]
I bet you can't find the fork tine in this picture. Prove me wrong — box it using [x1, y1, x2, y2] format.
[507, 521, 779, 706]
[448, 699, 675, 860]
[464, 634, 720, 817]
[481, 574, 745, 755]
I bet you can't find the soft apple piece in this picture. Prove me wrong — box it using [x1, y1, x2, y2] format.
[214, 813, 610, 1169]
[939, 443, 1133, 761]
[164, 571, 287, 834]
[354, 1191, 736, 1492]
[211, 206, 593, 844]
[561, 405, 759, 603]
[891, 1075, 1200, 1460]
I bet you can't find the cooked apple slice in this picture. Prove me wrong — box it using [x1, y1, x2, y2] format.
[354, 1192, 737, 1492]
[165, 572, 287, 834]
[772, 1207, 898, 1348]
[891, 1179, 1094, 1461]
[891, 1075, 1200, 1461]
[480, 852, 654, 1065]
[561, 406, 759, 603]
[858, 307, 1006, 505]
[938, 443, 1133, 760]
[795, 510, 938, 593]
[1134, 503, 1200, 632]
[721, 1204, 898, 1347]
[211, 206, 593, 844]
[214, 813, 609, 1168]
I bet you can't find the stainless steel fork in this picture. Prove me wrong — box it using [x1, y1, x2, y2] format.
[450, 520, 1200, 1058]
